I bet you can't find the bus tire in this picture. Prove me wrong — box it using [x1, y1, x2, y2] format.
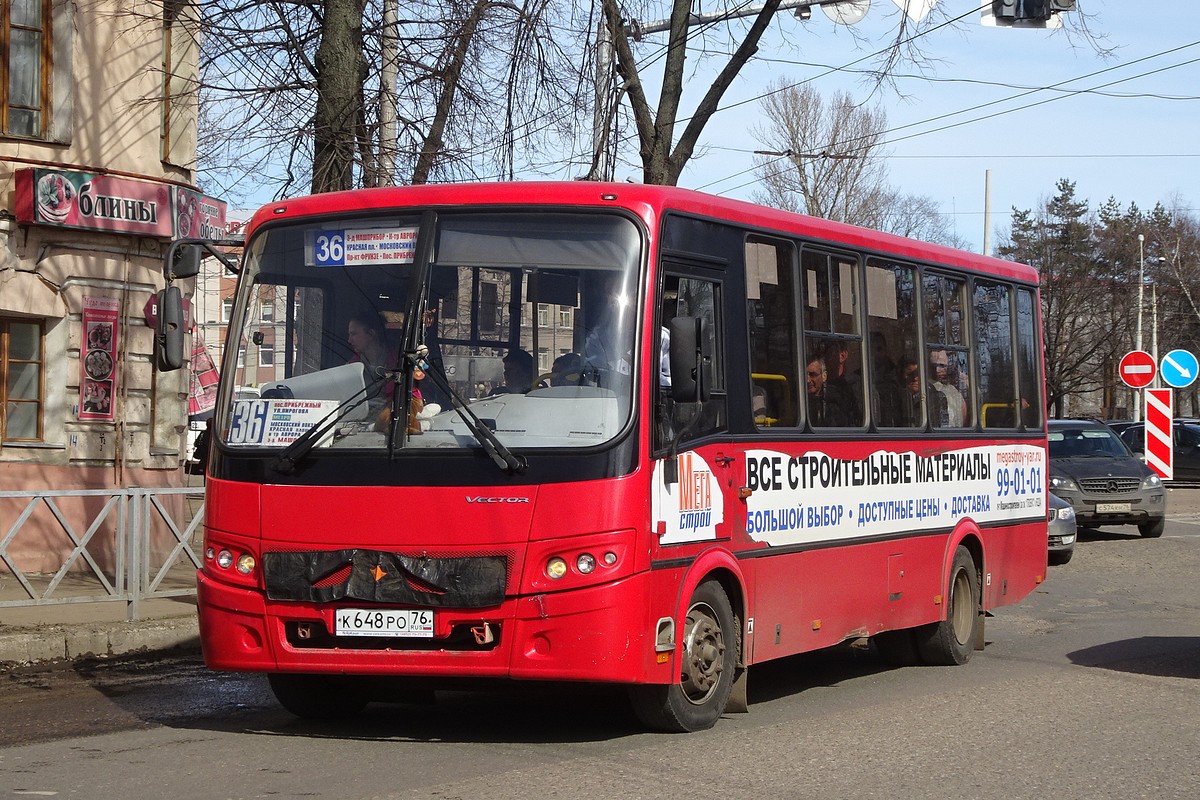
[629, 580, 737, 732]
[873, 629, 923, 667]
[268, 673, 370, 720]
[914, 545, 979, 666]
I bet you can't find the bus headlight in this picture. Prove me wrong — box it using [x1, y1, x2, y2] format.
[216, 549, 234, 569]
[576, 553, 597, 574]
[546, 557, 568, 579]
[236, 554, 257, 575]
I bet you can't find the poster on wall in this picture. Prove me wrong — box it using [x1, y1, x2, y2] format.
[173, 187, 229, 240]
[79, 297, 120, 422]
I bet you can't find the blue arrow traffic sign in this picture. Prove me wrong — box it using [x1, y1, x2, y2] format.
[1160, 349, 1199, 388]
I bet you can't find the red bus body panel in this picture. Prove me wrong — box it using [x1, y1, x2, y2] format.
[198, 182, 1047, 690]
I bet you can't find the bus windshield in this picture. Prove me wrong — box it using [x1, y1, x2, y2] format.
[218, 210, 642, 455]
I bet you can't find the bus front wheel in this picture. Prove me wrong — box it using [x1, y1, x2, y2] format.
[629, 580, 738, 733]
[268, 673, 370, 720]
[914, 545, 980, 666]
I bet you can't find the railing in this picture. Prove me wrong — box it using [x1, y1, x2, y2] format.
[0, 487, 204, 621]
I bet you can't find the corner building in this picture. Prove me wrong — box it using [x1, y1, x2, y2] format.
[1, 1, 223, 571]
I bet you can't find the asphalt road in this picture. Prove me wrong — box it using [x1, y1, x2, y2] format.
[2, 488, 1198, 799]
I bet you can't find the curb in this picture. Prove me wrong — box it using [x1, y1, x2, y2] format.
[0, 617, 201, 669]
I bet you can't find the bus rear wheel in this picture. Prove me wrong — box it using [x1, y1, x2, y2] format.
[629, 580, 737, 733]
[268, 673, 371, 719]
[915, 545, 980, 666]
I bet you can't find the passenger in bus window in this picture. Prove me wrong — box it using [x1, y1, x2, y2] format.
[870, 332, 895, 378]
[550, 352, 584, 386]
[929, 349, 966, 427]
[805, 356, 849, 427]
[894, 358, 922, 427]
[752, 384, 769, 424]
[494, 349, 536, 393]
[824, 341, 863, 424]
[348, 310, 396, 416]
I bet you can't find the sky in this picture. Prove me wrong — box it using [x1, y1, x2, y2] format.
[640, 0, 1200, 254]
[222, 2, 1197, 256]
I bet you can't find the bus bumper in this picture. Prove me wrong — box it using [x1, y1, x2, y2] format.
[196, 568, 658, 684]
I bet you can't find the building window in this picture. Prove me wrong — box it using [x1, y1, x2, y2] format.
[260, 300, 274, 322]
[222, 297, 233, 322]
[1, 317, 44, 441]
[259, 341, 275, 367]
[558, 306, 573, 328]
[2, 0, 51, 138]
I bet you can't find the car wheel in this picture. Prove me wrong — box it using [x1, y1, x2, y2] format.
[1138, 517, 1165, 538]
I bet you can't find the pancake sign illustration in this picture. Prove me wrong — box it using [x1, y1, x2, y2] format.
[85, 348, 114, 381]
[175, 187, 199, 237]
[36, 172, 77, 224]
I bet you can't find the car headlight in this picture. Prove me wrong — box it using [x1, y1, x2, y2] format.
[1050, 475, 1078, 492]
[1054, 505, 1075, 521]
[1142, 474, 1162, 489]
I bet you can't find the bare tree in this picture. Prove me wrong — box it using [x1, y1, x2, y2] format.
[196, 1, 588, 201]
[596, 2, 1109, 188]
[750, 82, 963, 247]
[752, 84, 890, 220]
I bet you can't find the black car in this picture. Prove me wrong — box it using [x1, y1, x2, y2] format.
[1118, 421, 1200, 483]
[1047, 419, 1167, 538]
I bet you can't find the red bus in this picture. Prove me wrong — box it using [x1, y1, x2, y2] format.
[163, 182, 1048, 732]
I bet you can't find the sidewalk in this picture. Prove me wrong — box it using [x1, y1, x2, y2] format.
[0, 589, 200, 669]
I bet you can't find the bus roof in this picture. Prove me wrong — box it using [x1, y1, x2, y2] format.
[245, 182, 1037, 284]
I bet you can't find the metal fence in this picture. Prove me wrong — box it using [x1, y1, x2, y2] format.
[0, 487, 204, 621]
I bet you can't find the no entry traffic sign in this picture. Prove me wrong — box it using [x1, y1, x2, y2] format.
[1119, 350, 1157, 389]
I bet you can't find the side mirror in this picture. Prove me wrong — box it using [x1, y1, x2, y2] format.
[155, 286, 186, 371]
[169, 245, 202, 280]
[667, 316, 710, 403]
[163, 238, 241, 281]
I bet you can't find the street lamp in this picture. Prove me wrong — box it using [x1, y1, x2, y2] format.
[1137, 233, 1145, 354]
[1135, 233, 1145, 422]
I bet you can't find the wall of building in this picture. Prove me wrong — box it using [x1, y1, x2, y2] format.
[0, 1, 215, 570]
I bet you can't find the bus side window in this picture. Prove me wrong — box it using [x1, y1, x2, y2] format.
[746, 239, 798, 427]
[974, 280, 1019, 428]
[803, 249, 864, 428]
[866, 260, 920, 428]
[659, 273, 726, 444]
[923, 272, 973, 429]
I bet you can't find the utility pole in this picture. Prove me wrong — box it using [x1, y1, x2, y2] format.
[983, 169, 992, 256]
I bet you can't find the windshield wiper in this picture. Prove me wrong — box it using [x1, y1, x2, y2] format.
[270, 374, 387, 474]
[402, 346, 527, 474]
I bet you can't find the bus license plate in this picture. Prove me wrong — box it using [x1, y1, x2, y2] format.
[334, 608, 434, 638]
[1095, 503, 1131, 513]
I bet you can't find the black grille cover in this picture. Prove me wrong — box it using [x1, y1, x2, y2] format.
[263, 549, 507, 608]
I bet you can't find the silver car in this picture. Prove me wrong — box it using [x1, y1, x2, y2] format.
[1048, 492, 1076, 565]
[1048, 419, 1166, 538]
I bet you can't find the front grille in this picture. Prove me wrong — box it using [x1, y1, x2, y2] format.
[264, 549, 508, 607]
[1079, 477, 1141, 494]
